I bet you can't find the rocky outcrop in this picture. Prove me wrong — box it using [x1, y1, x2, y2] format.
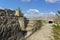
[0, 16, 27, 40]
[0, 9, 57, 40]
[0, 8, 28, 40]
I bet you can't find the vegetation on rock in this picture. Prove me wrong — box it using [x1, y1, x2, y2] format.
[52, 23, 60, 40]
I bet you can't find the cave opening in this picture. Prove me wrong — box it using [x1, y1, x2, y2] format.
[48, 21, 53, 24]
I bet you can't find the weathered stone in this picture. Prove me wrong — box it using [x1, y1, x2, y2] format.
[0, 15, 26, 40]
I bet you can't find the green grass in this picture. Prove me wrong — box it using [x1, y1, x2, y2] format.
[52, 23, 60, 40]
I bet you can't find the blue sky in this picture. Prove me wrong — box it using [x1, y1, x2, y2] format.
[0, 0, 60, 17]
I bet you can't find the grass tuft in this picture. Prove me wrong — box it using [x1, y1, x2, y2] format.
[52, 23, 60, 40]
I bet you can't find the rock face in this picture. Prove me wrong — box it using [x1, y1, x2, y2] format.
[0, 9, 27, 40]
[0, 8, 57, 40]
[0, 16, 27, 40]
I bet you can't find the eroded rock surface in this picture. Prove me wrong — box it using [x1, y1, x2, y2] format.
[0, 16, 26, 40]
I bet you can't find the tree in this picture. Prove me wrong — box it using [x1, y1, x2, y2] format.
[58, 11, 60, 14]
[56, 11, 60, 23]
[56, 11, 60, 17]
[54, 11, 60, 23]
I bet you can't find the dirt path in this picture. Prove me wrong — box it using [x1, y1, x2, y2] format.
[26, 24, 54, 40]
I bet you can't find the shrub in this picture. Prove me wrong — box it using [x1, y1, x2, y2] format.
[52, 23, 60, 40]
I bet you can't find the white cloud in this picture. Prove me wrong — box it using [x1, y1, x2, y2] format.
[49, 11, 56, 15]
[24, 9, 41, 18]
[21, 0, 31, 2]
[27, 9, 40, 14]
[45, 0, 60, 3]
[0, 7, 14, 10]
[24, 9, 56, 18]
[0, 7, 5, 9]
